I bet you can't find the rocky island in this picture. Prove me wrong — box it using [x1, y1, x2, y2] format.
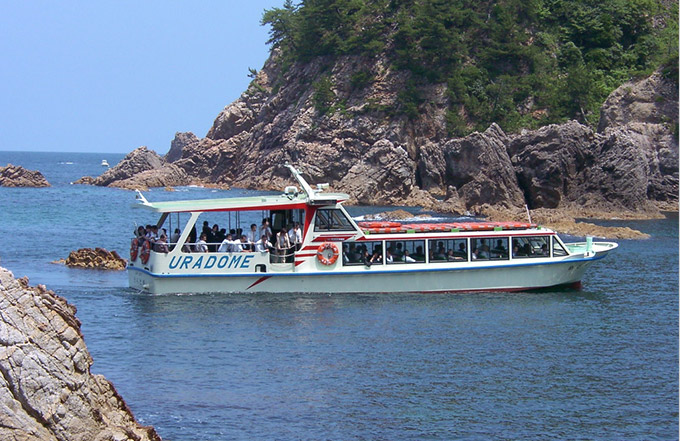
[76, 2, 678, 235]
[0, 265, 160, 441]
[0, 164, 50, 188]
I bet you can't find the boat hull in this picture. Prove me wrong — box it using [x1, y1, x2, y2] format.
[128, 254, 604, 295]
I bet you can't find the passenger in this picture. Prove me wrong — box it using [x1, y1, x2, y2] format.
[215, 228, 226, 247]
[435, 242, 446, 260]
[255, 234, 273, 252]
[370, 247, 382, 264]
[240, 235, 250, 251]
[195, 233, 209, 253]
[393, 242, 403, 258]
[492, 239, 507, 258]
[385, 247, 394, 263]
[454, 242, 467, 258]
[522, 243, 533, 256]
[155, 234, 169, 253]
[275, 227, 291, 263]
[201, 221, 211, 237]
[362, 249, 372, 267]
[289, 222, 303, 251]
[447, 249, 463, 261]
[259, 218, 272, 241]
[207, 224, 219, 252]
[402, 249, 416, 263]
[136, 225, 146, 238]
[477, 240, 490, 259]
[348, 243, 361, 262]
[343, 244, 350, 264]
[414, 245, 425, 261]
[539, 243, 549, 256]
[247, 223, 258, 244]
[512, 244, 520, 257]
[218, 234, 235, 253]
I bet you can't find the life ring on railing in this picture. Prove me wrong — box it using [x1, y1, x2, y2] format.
[140, 240, 151, 264]
[130, 238, 139, 261]
[316, 242, 339, 266]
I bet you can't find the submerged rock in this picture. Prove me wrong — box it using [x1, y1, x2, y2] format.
[0, 266, 161, 441]
[0, 164, 50, 187]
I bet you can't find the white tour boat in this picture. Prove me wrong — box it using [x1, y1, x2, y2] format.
[128, 165, 618, 295]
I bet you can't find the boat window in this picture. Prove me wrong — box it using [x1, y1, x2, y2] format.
[428, 239, 468, 263]
[314, 209, 356, 232]
[552, 237, 568, 256]
[512, 236, 550, 258]
[385, 240, 425, 264]
[342, 241, 383, 266]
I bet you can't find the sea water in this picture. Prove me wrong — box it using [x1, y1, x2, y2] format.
[0, 151, 677, 440]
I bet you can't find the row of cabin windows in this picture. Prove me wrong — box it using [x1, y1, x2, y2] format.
[343, 236, 567, 266]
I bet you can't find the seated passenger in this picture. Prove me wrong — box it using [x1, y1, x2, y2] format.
[402, 250, 416, 263]
[492, 239, 507, 257]
[539, 243, 549, 256]
[254, 234, 273, 252]
[195, 234, 209, 253]
[385, 247, 394, 263]
[434, 242, 446, 260]
[218, 234, 237, 253]
[447, 249, 463, 261]
[393, 242, 403, 258]
[155, 234, 169, 254]
[522, 243, 533, 256]
[454, 242, 467, 258]
[478, 243, 490, 259]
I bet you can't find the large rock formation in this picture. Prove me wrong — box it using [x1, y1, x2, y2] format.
[0, 266, 160, 441]
[0, 164, 50, 188]
[81, 52, 678, 218]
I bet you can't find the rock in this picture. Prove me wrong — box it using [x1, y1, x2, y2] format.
[91, 147, 164, 187]
[598, 69, 678, 133]
[62, 248, 127, 271]
[0, 164, 50, 187]
[76, 147, 191, 190]
[165, 132, 199, 163]
[0, 266, 161, 441]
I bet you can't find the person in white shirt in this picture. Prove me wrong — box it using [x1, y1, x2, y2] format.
[259, 218, 272, 241]
[195, 233, 209, 253]
[247, 223, 258, 245]
[255, 235, 272, 252]
[218, 234, 240, 253]
[275, 228, 291, 263]
[288, 222, 303, 251]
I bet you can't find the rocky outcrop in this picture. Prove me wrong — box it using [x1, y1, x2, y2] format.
[0, 266, 160, 441]
[598, 70, 678, 133]
[76, 146, 191, 190]
[165, 132, 199, 163]
[92, 53, 677, 217]
[0, 164, 50, 188]
[53, 248, 127, 271]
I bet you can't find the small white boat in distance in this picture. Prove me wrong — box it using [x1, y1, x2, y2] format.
[128, 164, 618, 295]
[101, 160, 109, 167]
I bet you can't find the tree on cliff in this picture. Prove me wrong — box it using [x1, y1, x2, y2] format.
[262, 0, 678, 135]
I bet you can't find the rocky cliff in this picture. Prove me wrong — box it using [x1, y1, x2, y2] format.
[0, 164, 50, 188]
[84, 53, 678, 218]
[0, 266, 160, 441]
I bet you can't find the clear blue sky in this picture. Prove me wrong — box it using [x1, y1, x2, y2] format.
[1, 1, 283, 154]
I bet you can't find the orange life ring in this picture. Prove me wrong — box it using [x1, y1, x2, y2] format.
[140, 239, 151, 264]
[130, 238, 139, 261]
[316, 242, 339, 266]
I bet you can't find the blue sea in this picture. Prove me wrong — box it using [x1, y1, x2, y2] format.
[0, 151, 677, 441]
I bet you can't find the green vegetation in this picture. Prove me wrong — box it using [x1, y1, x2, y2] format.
[262, 0, 678, 134]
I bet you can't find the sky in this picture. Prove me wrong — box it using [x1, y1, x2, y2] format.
[1, 1, 283, 154]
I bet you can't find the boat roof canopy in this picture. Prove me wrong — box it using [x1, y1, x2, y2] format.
[132, 192, 350, 213]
